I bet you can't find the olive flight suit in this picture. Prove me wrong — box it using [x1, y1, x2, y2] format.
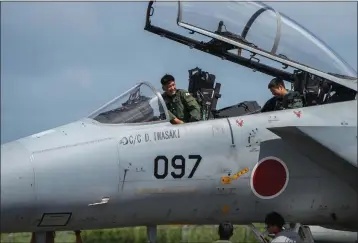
[261, 90, 303, 112]
[274, 90, 304, 110]
[162, 89, 202, 123]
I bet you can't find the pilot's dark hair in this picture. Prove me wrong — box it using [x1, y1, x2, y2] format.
[265, 211, 285, 228]
[161, 74, 175, 86]
[268, 77, 285, 89]
[218, 221, 234, 239]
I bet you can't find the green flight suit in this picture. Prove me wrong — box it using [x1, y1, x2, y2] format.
[261, 90, 303, 113]
[162, 89, 202, 122]
[275, 90, 304, 110]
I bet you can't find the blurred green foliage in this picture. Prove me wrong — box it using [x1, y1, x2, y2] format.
[1, 224, 265, 243]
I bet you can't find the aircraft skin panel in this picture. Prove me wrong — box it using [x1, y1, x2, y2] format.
[1, 141, 37, 231]
[2, 137, 121, 232]
[116, 118, 240, 224]
[31, 137, 120, 206]
[251, 139, 357, 225]
[297, 126, 357, 167]
[15, 119, 115, 153]
[226, 111, 357, 226]
[309, 225, 358, 243]
[1, 100, 357, 232]
[268, 126, 358, 193]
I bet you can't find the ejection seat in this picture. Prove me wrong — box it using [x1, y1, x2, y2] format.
[187, 67, 262, 120]
[292, 70, 331, 107]
[187, 67, 221, 120]
[292, 70, 357, 107]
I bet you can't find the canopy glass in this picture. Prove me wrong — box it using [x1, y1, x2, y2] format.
[177, 1, 357, 79]
[88, 82, 169, 124]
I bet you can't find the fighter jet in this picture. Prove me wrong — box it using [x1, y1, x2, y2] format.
[1, 1, 357, 243]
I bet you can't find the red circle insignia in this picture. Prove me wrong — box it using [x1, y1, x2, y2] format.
[250, 156, 289, 199]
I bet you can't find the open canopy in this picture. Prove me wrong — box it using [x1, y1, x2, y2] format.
[175, 1, 358, 89]
[177, 2, 357, 77]
[88, 82, 169, 124]
[153, 1, 356, 90]
[178, 2, 357, 76]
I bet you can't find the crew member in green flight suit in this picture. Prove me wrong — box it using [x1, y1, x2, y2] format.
[160, 74, 202, 124]
[261, 77, 304, 112]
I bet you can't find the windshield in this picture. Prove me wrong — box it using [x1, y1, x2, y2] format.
[88, 82, 169, 124]
[176, 1, 357, 80]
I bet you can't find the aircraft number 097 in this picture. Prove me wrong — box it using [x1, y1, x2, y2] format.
[154, 155, 202, 179]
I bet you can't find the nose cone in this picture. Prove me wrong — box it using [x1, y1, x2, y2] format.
[1, 141, 36, 233]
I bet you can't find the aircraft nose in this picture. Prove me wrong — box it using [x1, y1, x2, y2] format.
[1, 141, 36, 232]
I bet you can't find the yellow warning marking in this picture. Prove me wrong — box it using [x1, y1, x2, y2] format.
[231, 167, 249, 180]
[221, 176, 232, 184]
[221, 168, 249, 184]
[222, 205, 230, 214]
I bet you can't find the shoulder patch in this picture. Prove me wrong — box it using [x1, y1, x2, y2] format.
[178, 89, 190, 96]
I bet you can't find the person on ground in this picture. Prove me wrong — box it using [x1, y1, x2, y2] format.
[213, 221, 234, 243]
[265, 211, 301, 243]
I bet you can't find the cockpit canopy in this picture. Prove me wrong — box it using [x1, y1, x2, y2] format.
[88, 82, 169, 124]
[146, 1, 357, 90]
[178, 1, 357, 78]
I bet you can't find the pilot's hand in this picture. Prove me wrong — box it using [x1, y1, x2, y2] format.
[176, 119, 184, 124]
[171, 118, 184, 124]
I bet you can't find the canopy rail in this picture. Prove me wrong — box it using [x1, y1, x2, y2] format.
[144, 1, 357, 92]
[144, 0, 294, 83]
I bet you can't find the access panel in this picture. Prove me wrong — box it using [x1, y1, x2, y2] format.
[116, 119, 235, 224]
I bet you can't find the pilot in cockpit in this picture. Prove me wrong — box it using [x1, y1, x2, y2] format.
[261, 77, 303, 112]
[160, 74, 202, 124]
